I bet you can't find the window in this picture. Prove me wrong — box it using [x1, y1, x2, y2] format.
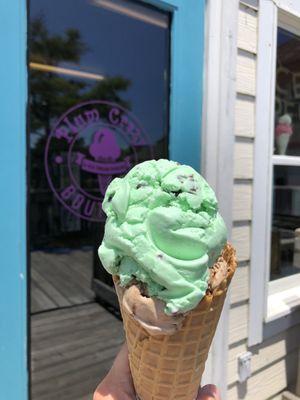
[271, 27, 300, 281]
[249, 0, 300, 346]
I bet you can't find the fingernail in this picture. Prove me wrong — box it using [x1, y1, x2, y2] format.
[199, 384, 218, 399]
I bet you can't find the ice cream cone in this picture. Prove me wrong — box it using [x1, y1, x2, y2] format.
[275, 114, 293, 155]
[276, 133, 290, 155]
[114, 244, 237, 400]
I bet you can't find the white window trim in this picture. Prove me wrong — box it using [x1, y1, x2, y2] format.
[249, 0, 300, 347]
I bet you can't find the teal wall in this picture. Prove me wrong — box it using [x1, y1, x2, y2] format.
[0, 0, 28, 399]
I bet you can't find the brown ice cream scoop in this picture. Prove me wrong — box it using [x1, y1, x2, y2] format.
[114, 244, 235, 336]
[115, 283, 185, 335]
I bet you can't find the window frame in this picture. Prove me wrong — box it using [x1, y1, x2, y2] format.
[249, 0, 300, 346]
[142, 0, 206, 170]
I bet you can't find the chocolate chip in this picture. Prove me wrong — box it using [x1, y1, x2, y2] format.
[136, 183, 147, 189]
[139, 282, 150, 297]
[171, 190, 182, 197]
[107, 193, 114, 202]
[157, 254, 163, 259]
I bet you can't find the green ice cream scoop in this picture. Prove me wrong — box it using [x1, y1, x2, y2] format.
[98, 159, 227, 314]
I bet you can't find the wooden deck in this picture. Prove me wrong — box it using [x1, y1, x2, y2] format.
[31, 303, 124, 400]
[31, 250, 95, 314]
[30, 250, 124, 400]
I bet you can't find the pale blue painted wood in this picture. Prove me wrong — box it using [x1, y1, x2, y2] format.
[169, 0, 205, 171]
[0, 1, 28, 399]
[142, 0, 205, 171]
[142, 0, 178, 10]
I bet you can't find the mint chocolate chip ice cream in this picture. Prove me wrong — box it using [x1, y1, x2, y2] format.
[98, 159, 227, 315]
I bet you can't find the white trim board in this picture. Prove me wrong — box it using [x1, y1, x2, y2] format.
[249, 0, 278, 347]
[272, 155, 300, 166]
[263, 309, 300, 340]
[276, 0, 300, 18]
[201, 0, 239, 397]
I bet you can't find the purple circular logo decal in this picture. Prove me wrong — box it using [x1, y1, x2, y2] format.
[45, 101, 153, 222]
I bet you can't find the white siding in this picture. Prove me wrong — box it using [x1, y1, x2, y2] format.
[233, 183, 252, 221]
[238, 4, 258, 54]
[232, 224, 251, 262]
[234, 141, 254, 179]
[230, 9, 257, 382]
[228, 324, 300, 385]
[236, 51, 256, 96]
[229, 303, 248, 344]
[230, 264, 249, 305]
[227, 2, 300, 399]
[228, 352, 298, 400]
[235, 95, 255, 138]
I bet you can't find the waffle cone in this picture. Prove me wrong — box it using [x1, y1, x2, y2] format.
[114, 244, 237, 400]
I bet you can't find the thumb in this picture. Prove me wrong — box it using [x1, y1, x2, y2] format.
[197, 384, 220, 400]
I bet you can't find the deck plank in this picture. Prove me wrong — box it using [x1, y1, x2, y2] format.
[32, 302, 102, 325]
[31, 250, 95, 313]
[31, 267, 71, 308]
[31, 279, 57, 313]
[31, 303, 123, 400]
[35, 251, 93, 301]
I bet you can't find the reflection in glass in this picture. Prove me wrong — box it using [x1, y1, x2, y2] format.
[29, 0, 170, 273]
[29, 1, 170, 398]
[274, 28, 300, 156]
[270, 166, 300, 280]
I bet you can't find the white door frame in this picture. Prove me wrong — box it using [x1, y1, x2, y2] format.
[201, 0, 239, 397]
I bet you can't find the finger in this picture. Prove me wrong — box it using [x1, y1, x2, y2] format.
[109, 342, 135, 395]
[93, 343, 135, 400]
[197, 384, 220, 400]
[110, 343, 131, 375]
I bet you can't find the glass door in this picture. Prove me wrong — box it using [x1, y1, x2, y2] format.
[29, 1, 171, 399]
[27, 0, 205, 399]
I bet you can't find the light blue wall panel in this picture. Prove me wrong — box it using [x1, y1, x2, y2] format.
[0, 0, 28, 399]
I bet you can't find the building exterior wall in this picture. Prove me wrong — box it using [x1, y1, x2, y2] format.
[228, 1, 300, 399]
